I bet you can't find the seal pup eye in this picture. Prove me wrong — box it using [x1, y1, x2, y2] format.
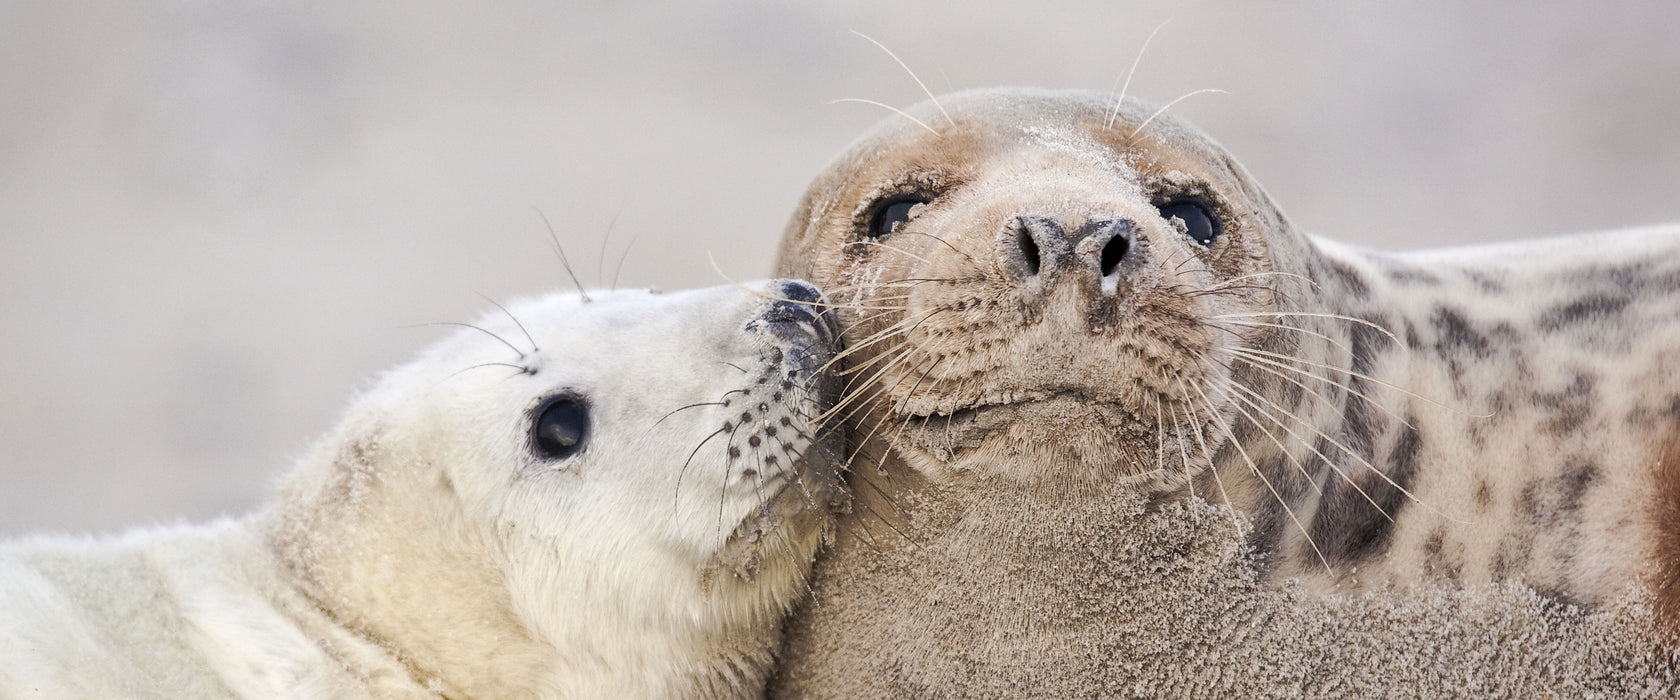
[1156, 198, 1220, 246]
[866, 195, 931, 239]
[531, 395, 589, 460]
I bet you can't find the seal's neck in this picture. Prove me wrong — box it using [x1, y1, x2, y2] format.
[1203, 238, 1421, 579]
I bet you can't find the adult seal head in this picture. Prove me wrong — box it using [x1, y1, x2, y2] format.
[0, 280, 846, 699]
[771, 87, 1680, 693]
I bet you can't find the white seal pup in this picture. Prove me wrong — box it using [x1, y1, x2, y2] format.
[769, 87, 1680, 693]
[0, 279, 845, 699]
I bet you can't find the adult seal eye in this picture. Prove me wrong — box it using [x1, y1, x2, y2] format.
[531, 396, 589, 460]
[867, 195, 930, 239]
[1156, 199, 1220, 246]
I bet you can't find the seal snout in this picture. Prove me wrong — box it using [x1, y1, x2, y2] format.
[751, 279, 838, 381]
[1000, 215, 1139, 297]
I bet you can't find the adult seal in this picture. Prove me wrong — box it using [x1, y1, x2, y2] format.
[0, 280, 845, 699]
[769, 87, 1680, 694]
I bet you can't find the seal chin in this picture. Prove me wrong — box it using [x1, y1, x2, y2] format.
[892, 394, 1171, 484]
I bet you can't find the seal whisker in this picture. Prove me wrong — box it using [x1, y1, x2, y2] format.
[845, 240, 936, 265]
[1221, 378, 1397, 522]
[443, 361, 534, 382]
[674, 425, 731, 515]
[475, 295, 540, 354]
[531, 206, 591, 302]
[593, 208, 623, 290]
[1205, 270, 1320, 292]
[896, 230, 979, 264]
[653, 401, 729, 428]
[416, 322, 530, 359]
[1213, 375, 1326, 496]
[1211, 311, 1402, 346]
[1204, 318, 1352, 354]
[609, 228, 643, 292]
[1221, 361, 1469, 525]
[1226, 345, 1466, 418]
[827, 98, 940, 137]
[1166, 398, 1198, 499]
[1173, 398, 1244, 538]
[819, 308, 943, 376]
[1128, 88, 1230, 139]
[1105, 18, 1171, 130]
[1222, 349, 1417, 431]
[1185, 378, 1334, 575]
[848, 30, 952, 128]
[822, 346, 922, 423]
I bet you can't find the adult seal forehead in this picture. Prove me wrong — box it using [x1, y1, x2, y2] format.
[0, 280, 846, 699]
[771, 87, 1680, 694]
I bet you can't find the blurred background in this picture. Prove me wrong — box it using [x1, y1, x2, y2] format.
[3, 1, 1677, 534]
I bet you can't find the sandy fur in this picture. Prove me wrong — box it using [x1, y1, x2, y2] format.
[769, 87, 1680, 695]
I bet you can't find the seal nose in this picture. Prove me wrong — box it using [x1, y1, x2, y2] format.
[1001, 216, 1070, 284]
[1000, 215, 1137, 293]
[757, 279, 836, 345]
[775, 279, 822, 305]
[1077, 218, 1136, 293]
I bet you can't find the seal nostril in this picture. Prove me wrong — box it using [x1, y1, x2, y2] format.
[1100, 235, 1129, 277]
[1017, 226, 1041, 277]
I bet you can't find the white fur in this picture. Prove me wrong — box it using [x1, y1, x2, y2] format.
[0, 282, 835, 699]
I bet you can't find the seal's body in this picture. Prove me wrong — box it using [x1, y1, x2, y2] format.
[770, 87, 1680, 694]
[0, 281, 843, 699]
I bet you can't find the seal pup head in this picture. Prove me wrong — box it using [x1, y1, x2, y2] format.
[777, 87, 1312, 490]
[270, 280, 844, 698]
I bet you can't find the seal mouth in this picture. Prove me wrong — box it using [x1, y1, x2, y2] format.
[894, 393, 1126, 453]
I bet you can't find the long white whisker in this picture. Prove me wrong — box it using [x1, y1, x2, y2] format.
[1210, 311, 1401, 346]
[826, 98, 940, 136]
[849, 30, 953, 127]
[1222, 361, 1471, 525]
[1212, 376, 1324, 495]
[1228, 345, 1480, 417]
[1129, 88, 1229, 138]
[1223, 349, 1417, 431]
[1174, 396, 1244, 538]
[1222, 379, 1393, 522]
[1185, 378, 1333, 576]
[1106, 19, 1171, 130]
[1205, 318, 1351, 355]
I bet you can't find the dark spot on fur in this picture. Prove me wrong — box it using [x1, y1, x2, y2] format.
[1421, 527, 1444, 557]
[1475, 480, 1493, 510]
[1431, 305, 1492, 359]
[1533, 371, 1597, 436]
[1381, 260, 1441, 286]
[1515, 457, 1599, 529]
[1307, 419, 1421, 567]
[1420, 525, 1463, 582]
[1348, 318, 1394, 376]
[1325, 259, 1371, 298]
[1538, 293, 1632, 332]
[1339, 377, 1380, 463]
[1463, 270, 1505, 293]
[1491, 535, 1532, 582]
